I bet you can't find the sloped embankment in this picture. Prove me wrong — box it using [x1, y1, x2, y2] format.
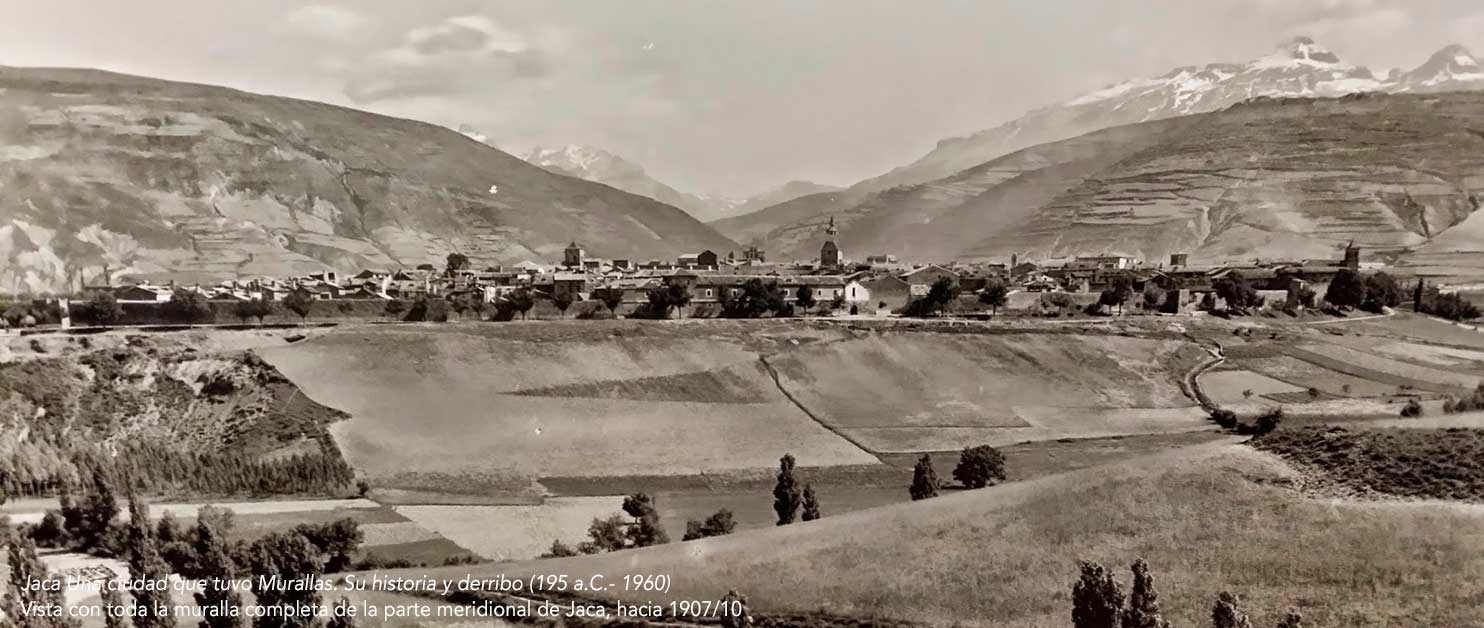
[0, 338, 346, 452]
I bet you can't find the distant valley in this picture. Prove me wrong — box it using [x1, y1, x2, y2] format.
[523, 144, 838, 223]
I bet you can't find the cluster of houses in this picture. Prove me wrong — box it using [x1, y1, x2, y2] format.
[96, 214, 1370, 316]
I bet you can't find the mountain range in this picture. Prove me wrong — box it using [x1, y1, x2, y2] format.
[715, 39, 1484, 268]
[0, 67, 738, 293]
[523, 144, 837, 223]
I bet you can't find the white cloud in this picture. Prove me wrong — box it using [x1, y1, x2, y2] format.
[284, 4, 366, 42]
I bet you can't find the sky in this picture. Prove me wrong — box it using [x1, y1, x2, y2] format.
[4, 0, 1484, 197]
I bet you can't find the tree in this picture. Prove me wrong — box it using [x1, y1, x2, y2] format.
[979, 279, 1009, 316]
[1071, 560, 1123, 628]
[1214, 272, 1260, 312]
[1121, 558, 1170, 628]
[1098, 277, 1133, 315]
[594, 287, 624, 316]
[163, 290, 213, 324]
[906, 277, 960, 317]
[292, 518, 363, 573]
[1141, 284, 1166, 312]
[31, 511, 68, 547]
[445, 253, 469, 276]
[88, 292, 124, 326]
[507, 288, 535, 320]
[126, 495, 178, 628]
[552, 292, 574, 319]
[100, 578, 129, 628]
[234, 298, 273, 325]
[772, 454, 803, 525]
[383, 299, 406, 320]
[578, 515, 629, 554]
[5, 533, 80, 628]
[193, 517, 244, 628]
[909, 454, 939, 500]
[72, 468, 121, 554]
[327, 598, 356, 628]
[1211, 591, 1253, 628]
[1325, 269, 1365, 309]
[283, 289, 315, 323]
[800, 484, 821, 521]
[795, 286, 816, 312]
[682, 509, 737, 541]
[952, 444, 1007, 489]
[1361, 272, 1401, 313]
[246, 532, 323, 628]
[621, 493, 668, 548]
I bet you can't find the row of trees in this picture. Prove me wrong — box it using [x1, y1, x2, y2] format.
[1072, 558, 1304, 628]
[6, 486, 366, 628]
[547, 491, 732, 557]
[0, 438, 355, 499]
[909, 444, 1008, 501]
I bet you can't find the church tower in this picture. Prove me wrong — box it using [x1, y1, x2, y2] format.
[820, 216, 841, 268]
[563, 241, 585, 268]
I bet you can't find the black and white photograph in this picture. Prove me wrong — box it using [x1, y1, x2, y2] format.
[2, 1, 1483, 626]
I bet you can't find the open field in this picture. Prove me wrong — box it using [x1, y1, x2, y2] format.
[258, 324, 881, 486]
[395, 497, 627, 561]
[1285, 343, 1476, 392]
[416, 441, 1484, 627]
[1197, 369, 1305, 404]
[258, 322, 1215, 492]
[1232, 355, 1398, 398]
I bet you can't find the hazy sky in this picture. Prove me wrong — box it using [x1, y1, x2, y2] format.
[4, 0, 1484, 196]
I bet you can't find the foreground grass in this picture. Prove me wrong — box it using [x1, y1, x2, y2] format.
[414, 441, 1484, 627]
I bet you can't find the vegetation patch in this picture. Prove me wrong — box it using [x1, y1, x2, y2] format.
[1252, 426, 1484, 501]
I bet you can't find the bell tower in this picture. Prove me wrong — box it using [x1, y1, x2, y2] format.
[820, 216, 842, 268]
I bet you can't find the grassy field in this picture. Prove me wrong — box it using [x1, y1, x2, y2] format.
[259, 322, 1219, 490]
[1197, 369, 1304, 404]
[259, 324, 879, 485]
[1233, 355, 1398, 398]
[415, 441, 1484, 627]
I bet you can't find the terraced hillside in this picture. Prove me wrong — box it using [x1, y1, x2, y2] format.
[256, 321, 1209, 493]
[740, 92, 1484, 266]
[0, 66, 737, 293]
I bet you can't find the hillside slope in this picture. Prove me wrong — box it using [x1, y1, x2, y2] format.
[0, 67, 737, 293]
[718, 40, 1484, 261]
[435, 441, 1484, 627]
[742, 92, 1484, 264]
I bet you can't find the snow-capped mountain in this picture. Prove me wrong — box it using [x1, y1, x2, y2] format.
[523, 144, 835, 222]
[1392, 44, 1484, 92]
[845, 38, 1483, 196]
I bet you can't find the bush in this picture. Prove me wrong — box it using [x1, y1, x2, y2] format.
[1209, 408, 1238, 429]
[1400, 398, 1423, 418]
[952, 444, 1006, 489]
[1253, 406, 1284, 436]
[682, 509, 737, 541]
